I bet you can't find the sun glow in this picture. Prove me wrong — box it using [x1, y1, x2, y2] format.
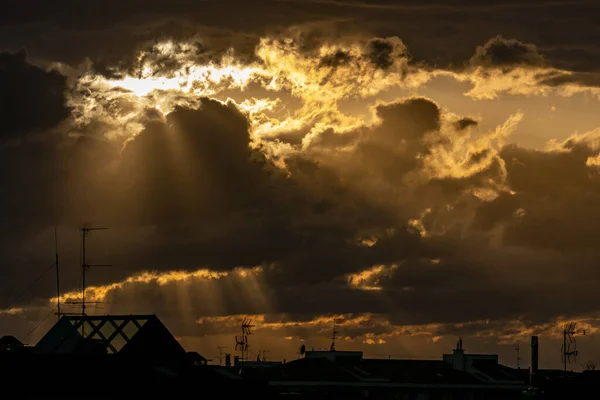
[102, 62, 267, 98]
[69, 37, 424, 147]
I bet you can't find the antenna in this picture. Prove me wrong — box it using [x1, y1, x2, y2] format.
[513, 341, 520, 369]
[217, 346, 227, 366]
[80, 224, 110, 334]
[561, 321, 587, 372]
[235, 318, 254, 363]
[242, 318, 254, 336]
[54, 226, 61, 321]
[330, 318, 340, 351]
[234, 335, 246, 363]
[583, 360, 598, 371]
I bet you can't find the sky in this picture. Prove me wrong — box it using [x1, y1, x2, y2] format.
[2, 0, 600, 369]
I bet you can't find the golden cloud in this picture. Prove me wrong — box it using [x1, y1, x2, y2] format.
[346, 264, 398, 291]
[52, 266, 261, 304]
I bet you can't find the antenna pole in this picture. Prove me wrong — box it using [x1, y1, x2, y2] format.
[561, 322, 587, 373]
[81, 227, 86, 319]
[331, 318, 339, 351]
[54, 226, 61, 320]
[80, 225, 109, 334]
[563, 328, 567, 372]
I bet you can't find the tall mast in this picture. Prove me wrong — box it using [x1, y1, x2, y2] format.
[81, 227, 86, 318]
[80, 225, 110, 324]
[55, 226, 61, 320]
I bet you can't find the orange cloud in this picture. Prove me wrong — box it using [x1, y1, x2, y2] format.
[52, 266, 261, 304]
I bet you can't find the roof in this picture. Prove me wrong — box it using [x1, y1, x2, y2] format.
[358, 359, 481, 384]
[268, 357, 361, 382]
[0, 355, 267, 395]
[186, 351, 208, 363]
[471, 359, 523, 382]
[33, 314, 186, 358]
[0, 335, 23, 347]
[267, 357, 482, 385]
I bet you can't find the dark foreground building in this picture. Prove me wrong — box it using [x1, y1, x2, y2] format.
[238, 337, 600, 399]
[0, 314, 272, 398]
[2, 317, 600, 398]
[257, 347, 529, 399]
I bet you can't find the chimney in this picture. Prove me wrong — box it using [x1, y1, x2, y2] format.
[530, 336, 538, 387]
[452, 337, 466, 371]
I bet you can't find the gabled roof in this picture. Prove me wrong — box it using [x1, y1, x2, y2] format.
[33, 314, 186, 358]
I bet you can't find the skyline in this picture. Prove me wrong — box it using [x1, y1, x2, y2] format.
[2, 0, 600, 370]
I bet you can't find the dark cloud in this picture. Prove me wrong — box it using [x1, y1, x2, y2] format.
[374, 97, 440, 141]
[306, 127, 363, 149]
[2, 0, 598, 74]
[0, 50, 71, 138]
[454, 117, 478, 131]
[470, 142, 600, 251]
[338, 97, 442, 190]
[364, 37, 408, 70]
[0, 97, 428, 297]
[469, 35, 546, 69]
[319, 49, 353, 68]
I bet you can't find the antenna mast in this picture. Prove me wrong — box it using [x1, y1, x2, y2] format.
[513, 341, 520, 369]
[54, 226, 61, 320]
[330, 318, 340, 351]
[561, 321, 587, 372]
[80, 225, 110, 324]
[235, 318, 254, 364]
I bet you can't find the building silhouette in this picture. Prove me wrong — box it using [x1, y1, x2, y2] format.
[1, 315, 599, 398]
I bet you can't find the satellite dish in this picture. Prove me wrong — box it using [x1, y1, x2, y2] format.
[300, 344, 306, 355]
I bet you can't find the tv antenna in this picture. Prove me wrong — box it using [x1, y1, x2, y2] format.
[561, 321, 587, 372]
[330, 318, 340, 351]
[583, 360, 598, 371]
[80, 225, 111, 317]
[235, 318, 254, 363]
[513, 341, 521, 369]
[217, 346, 227, 366]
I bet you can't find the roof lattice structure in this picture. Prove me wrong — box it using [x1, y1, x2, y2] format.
[33, 314, 185, 357]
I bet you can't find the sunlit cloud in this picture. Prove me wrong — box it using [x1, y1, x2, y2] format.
[195, 312, 600, 348]
[67, 35, 429, 151]
[346, 264, 398, 291]
[0, 308, 24, 316]
[52, 266, 263, 303]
